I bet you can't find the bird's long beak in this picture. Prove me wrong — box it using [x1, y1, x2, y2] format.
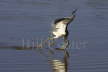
[68, 9, 77, 18]
[72, 9, 77, 15]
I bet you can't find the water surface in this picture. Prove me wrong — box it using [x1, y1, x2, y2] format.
[0, 0, 108, 72]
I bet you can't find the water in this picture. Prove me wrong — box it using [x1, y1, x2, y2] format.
[0, 0, 108, 72]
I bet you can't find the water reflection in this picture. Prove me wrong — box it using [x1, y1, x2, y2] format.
[0, 37, 70, 72]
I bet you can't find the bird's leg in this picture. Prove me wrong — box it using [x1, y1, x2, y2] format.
[61, 36, 69, 49]
[64, 36, 69, 48]
[55, 36, 69, 50]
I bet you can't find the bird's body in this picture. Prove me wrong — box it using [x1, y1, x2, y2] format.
[52, 21, 67, 39]
[51, 16, 75, 40]
[48, 9, 77, 49]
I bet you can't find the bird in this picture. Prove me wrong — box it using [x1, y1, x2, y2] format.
[51, 9, 77, 41]
[47, 9, 77, 50]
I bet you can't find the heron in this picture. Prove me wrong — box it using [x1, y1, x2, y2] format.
[49, 9, 77, 49]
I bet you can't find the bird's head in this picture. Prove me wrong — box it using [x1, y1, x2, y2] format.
[68, 9, 77, 18]
[65, 9, 77, 23]
[72, 9, 77, 15]
[53, 9, 77, 25]
[62, 19, 71, 24]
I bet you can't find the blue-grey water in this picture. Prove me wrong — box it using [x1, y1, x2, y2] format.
[0, 0, 108, 72]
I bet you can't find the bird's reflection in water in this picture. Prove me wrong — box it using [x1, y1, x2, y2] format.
[15, 38, 70, 72]
[49, 46, 70, 72]
[49, 52, 69, 72]
[0, 38, 70, 72]
[42, 38, 70, 72]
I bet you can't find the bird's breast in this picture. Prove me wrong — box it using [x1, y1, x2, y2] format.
[53, 22, 66, 35]
[52, 31, 66, 39]
[55, 22, 66, 29]
[52, 22, 67, 38]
